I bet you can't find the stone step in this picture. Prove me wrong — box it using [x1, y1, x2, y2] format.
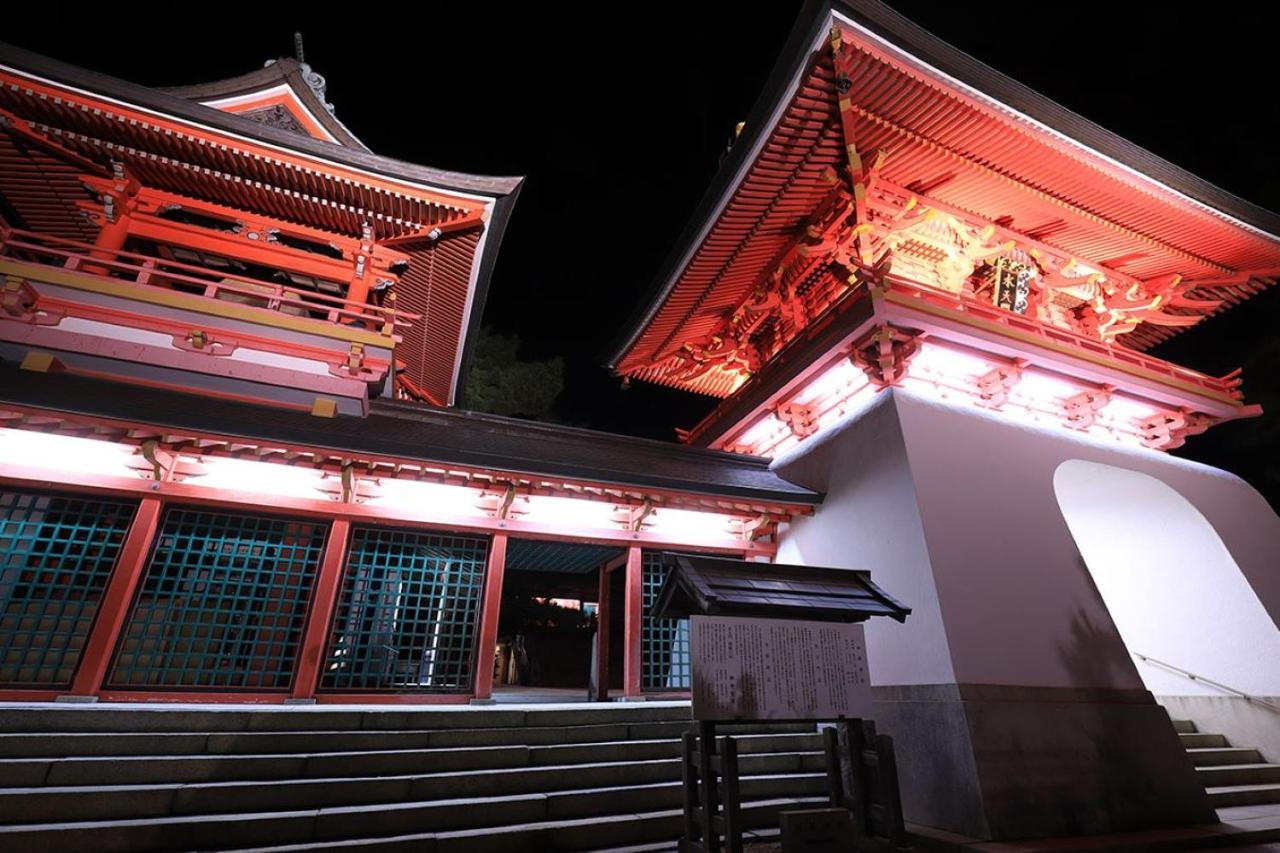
[0, 704, 694, 735]
[0, 752, 825, 823]
[0, 733, 823, 788]
[0, 720, 813, 759]
[0, 782, 828, 852]
[1205, 782, 1280, 808]
[222, 797, 825, 853]
[1177, 731, 1228, 748]
[1196, 763, 1280, 788]
[1185, 746, 1264, 767]
[1170, 719, 1197, 734]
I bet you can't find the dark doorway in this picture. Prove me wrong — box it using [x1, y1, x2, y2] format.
[491, 539, 623, 701]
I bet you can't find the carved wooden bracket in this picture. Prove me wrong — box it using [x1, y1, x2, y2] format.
[849, 324, 922, 388]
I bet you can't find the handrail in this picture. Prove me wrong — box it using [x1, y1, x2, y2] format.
[1131, 651, 1280, 714]
[0, 226, 419, 332]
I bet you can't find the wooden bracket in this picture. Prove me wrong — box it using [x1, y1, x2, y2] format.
[628, 498, 655, 532]
[775, 403, 818, 439]
[849, 323, 921, 387]
[1062, 389, 1110, 430]
[1138, 409, 1213, 451]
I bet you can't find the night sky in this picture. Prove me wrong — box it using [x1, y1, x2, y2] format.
[7, 2, 1279, 506]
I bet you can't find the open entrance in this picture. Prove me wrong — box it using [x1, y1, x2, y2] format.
[490, 539, 624, 702]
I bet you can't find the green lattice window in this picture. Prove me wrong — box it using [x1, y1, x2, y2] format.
[642, 551, 690, 691]
[0, 490, 138, 687]
[107, 507, 327, 690]
[321, 527, 488, 692]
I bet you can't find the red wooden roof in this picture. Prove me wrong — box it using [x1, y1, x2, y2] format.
[0, 42, 522, 406]
[611, 0, 1280, 397]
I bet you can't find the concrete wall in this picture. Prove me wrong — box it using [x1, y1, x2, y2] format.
[771, 389, 1272, 839]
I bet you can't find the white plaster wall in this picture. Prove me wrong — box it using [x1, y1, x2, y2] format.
[773, 394, 957, 686]
[775, 387, 1280, 693]
[885, 391, 1147, 688]
[1054, 460, 1280, 697]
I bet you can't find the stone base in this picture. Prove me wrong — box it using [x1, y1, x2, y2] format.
[873, 684, 1215, 841]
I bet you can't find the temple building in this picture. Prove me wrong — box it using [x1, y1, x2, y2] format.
[1, 0, 1279, 847]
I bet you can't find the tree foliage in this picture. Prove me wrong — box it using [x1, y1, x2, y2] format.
[464, 327, 565, 419]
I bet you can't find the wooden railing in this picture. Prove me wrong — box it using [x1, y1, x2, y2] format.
[0, 226, 418, 335]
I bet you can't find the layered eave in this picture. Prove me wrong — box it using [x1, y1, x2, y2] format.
[609, 0, 1280, 401]
[0, 42, 523, 406]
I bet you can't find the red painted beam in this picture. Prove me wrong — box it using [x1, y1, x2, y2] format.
[472, 533, 508, 701]
[622, 545, 643, 699]
[66, 495, 163, 697]
[290, 519, 352, 701]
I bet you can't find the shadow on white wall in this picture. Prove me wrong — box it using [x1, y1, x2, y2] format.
[1053, 459, 1280, 698]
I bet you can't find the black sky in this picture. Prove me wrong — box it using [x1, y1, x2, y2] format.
[7, 2, 1279, 506]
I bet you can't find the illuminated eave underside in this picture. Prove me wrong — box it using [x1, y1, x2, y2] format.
[686, 266, 1258, 457]
[613, 3, 1280, 399]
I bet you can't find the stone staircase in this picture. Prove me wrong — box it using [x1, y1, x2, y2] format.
[0, 703, 826, 852]
[1173, 718, 1280, 809]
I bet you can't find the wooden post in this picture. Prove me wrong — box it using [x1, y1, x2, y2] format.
[472, 533, 508, 701]
[83, 178, 136, 276]
[681, 731, 701, 846]
[595, 562, 611, 701]
[622, 545, 643, 699]
[720, 735, 743, 853]
[697, 720, 721, 853]
[289, 519, 351, 700]
[66, 496, 163, 697]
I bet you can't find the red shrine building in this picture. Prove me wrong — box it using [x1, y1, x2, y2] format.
[1, 0, 1279, 844]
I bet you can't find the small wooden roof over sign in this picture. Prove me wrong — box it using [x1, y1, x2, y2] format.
[651, 552, 910, 624]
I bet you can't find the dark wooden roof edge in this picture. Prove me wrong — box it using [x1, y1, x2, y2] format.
[603, 0, 835, 371]
[159, 57, 368, 152]
[653, 551, 911, 624]
[371, 398, 791, 470]
[452, 186, 522, 406]
[606, 0, 1280, 370]
[0, 366, 821, 507]
[0, 41, 524, 198]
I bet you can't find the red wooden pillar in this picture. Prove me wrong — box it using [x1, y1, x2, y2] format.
[622, 545, 643, 699]
[472, 533, 508, 701]
[595, 563, 611, 701]
[290, 519, 351, 701]
[66, 496, 163, 698]
[83, 183, 136, 276]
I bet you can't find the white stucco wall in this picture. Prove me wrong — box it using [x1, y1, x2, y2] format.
[773, 393, 957, 686]
[1054, 460, 1280, 697]
[773, 388, 1280, 693]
